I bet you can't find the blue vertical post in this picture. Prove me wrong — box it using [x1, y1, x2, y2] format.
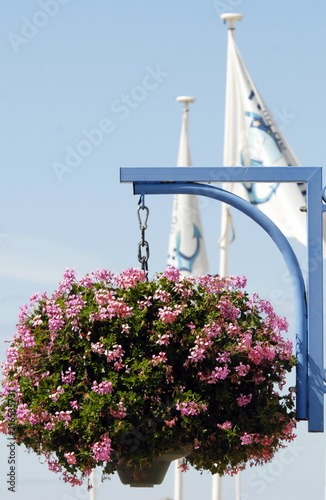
[307, 168, 324, 431]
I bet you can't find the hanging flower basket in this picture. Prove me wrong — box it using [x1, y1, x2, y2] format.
[0, 267, 296, 487]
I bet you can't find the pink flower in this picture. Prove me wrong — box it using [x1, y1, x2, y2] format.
[156, 333, 171, 346]
[110, 402, 127, 419]
[115, 268, 147, 289]
[105, 344, 125, 366]
[92, 435, 113, 462]
[176, 401, 207, 416]
[61, 367, 76, 384]
[94, 289, 115, 306]
[238, 332, 252, 351]
[217, 421, 232, 430]
[153, 289, 171, 302]
[228, 275, 247, 288]
[47, 458, 62, 473]
[49, 386, 65, 402]
[236, 393, 252, 407]
[44, 421, 56, 430]
[235, 362, 251, 377]
[32, 315, 43, 326]
[240, 433, 254, 445]
[162, 266, 181, 282]
[138, 296, 152, 309]
[55, 410, 72, 426]
[248, 345, 264, 365]
[62, 471, 83, 486]
[152, 352, 167, 366]
[45, 300, 64, 332]
[216, 351, 231, 363]
[16, 403, 31, 423]
[65, 294, 86, 319]
[217, 297, 240, 320]
[91, 342, 105, 355]
[158, 305, 183, 323]
[178, 461, 189, 472]
[121, 323, 130, 333]
[202, 365, 230, 383]
[91, 380, 113, 394]
[16, 324, 35, 347]
[164, 417, 178, 427]
[64, 452, 77, 464]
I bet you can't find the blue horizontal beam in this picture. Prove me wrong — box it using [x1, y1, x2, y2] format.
[120, 166, 322, 184]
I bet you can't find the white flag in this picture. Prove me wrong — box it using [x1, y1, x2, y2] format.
[223, 28, 308, 245]
[167, 97, 208, 276]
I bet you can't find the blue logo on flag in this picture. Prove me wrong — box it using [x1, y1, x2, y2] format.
[175, 224, 202, 273]
[241, 111, 281, 205]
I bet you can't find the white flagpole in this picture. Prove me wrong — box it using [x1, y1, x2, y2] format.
[213, 12, 244, 500]
[174, 459, 183, 500]
[168, 95, 208, 277]
[89, 469, 96, 500]
[173, 95, 196, 500]
[176, 95, 195, 166]
[218, 12, 243, 279]
[211, 473, 222, 500]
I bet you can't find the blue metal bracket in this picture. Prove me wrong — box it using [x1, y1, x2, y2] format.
[120, 166, 324, 432]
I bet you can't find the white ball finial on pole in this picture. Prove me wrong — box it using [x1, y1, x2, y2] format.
[176, 96, 195, 103]
[176, 96, 196, 112]
[220, 12, 243, 29]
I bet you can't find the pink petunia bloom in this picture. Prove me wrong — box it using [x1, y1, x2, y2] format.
[236, 393, 253, 407]
[152, 352, 167, 366]
[62, 471, 83, 486]
[217, 421, 232, 430]
[235, 362, 251, 377]
[153, 289, 171, 302]
[178, 461, 189, 472]
[164, 416, 178, 427]
[49, 385, 65, 401]
[228, 275, 247, 288]
[115, 268, 147, 289]
[110, 402, 127, 419]
[162, 266, 181, 282]
[61, 367, 76, 384]
[55, 410, 72, 426]
[91, 342, 105, 355]
[65, 294, 86, 319]
[248, 345, 264, 365]
[176, 401, 207, 416]
[156, 333, 171, 346]
[217, 297, 240, 320]
[47, 458, 62, 473]
[64, 452, 77, 464]
[158, 305, 183, 324]
[91, 380, 113, 394]
[240, 433, 254, 445]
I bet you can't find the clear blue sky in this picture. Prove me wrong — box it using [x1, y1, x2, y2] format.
[0, 1, 325, 499]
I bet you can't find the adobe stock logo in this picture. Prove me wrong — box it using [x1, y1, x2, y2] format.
[52, 65, 169, 182]
[7, 0, 72, 54]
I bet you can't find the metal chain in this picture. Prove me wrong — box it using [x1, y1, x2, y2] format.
[137, 197, 150, 274]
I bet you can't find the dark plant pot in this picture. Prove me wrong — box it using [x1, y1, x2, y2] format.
[116, 450, 189, 487]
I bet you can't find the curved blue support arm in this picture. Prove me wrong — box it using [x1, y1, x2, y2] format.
[133, 182, 308, 420]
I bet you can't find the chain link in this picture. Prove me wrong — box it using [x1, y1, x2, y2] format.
[137, 202, 150, 274]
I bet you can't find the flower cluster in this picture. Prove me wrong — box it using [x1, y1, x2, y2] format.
[0, 267, 296, 486]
